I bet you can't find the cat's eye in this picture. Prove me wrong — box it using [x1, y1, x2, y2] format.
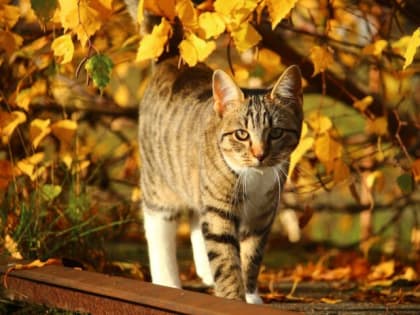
[234, 129, 249, 141]
[270, 128, 284, 139]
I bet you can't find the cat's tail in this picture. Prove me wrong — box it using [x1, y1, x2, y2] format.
[124, 0, 183, 62]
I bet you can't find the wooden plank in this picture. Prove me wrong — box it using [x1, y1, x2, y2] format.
[0, 264, 301, 315]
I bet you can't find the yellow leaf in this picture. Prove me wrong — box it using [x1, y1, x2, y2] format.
[59, 0, 107, 47]
[307, 112, 332, 134]
[5, 234, 23, 260]
[114, 85, 130, 107]
[403, 27, 420, 70]
[214, 0, 257, 30]
[0, 30, 23, 57]
[16, 152, 45, 181]
[15, 89, 32, 111]
[258, 48, 281, 71]
[289, 122, 314, 177]
[0, 4, 20, 28]
[231, 22, 261, 52]
[72, 159, 90, 174]
[366, 116, 388, 136]
[179, 33, 216, 66]
[15, 80, 47, 111]
[176, 0, 198, 30]
[136, 18, 172, 62]
[314, 133, 342, 169]
[6, 259, 61, 274]
[30, 118, 51, 149]
[353, 95, 373, 112]
[412, 159, 420, 183]
[362, 39, 387, 56]
[391, 35, 410, 55]
[333, 159, 350, 183]
[0, 111, 26, 144]
[320, 297, 342, 304]
[198, 12, 225, 39]
[51, 34, 74, 64]
[366, 170, 385, 191]
[144, 0, 176, 21]
[51, 119, 77, 145]
[368, 260, 395, 281]
[310, 45, 333, 77]
[266, 0, 298, 30]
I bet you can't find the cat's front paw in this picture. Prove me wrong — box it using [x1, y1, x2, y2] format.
[245, 292, 263, 304]
[198, 270, 214, 286]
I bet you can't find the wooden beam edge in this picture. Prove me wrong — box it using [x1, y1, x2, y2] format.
[0, 264, 301, 315]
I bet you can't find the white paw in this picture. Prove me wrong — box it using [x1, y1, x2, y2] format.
[245, 292, 263, 304]
[197, 269, 214, 286]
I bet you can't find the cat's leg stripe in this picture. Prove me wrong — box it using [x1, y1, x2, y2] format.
[207, 250, 220, 261]
[202, 222, 240, 252]
[205, 207, 240, 229]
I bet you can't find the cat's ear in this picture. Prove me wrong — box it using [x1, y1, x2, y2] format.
[270, 65, 303, 104]
[212, 69, 244, 117]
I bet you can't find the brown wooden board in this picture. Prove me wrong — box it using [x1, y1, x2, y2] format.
[0, 263, 301, 315]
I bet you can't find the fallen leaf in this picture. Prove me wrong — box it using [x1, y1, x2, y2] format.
[368, 260, 395, 281]
[4, 258, 62, 288]
[320, 297, 342, 304]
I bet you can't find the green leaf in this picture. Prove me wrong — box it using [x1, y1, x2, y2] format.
[31, 0, 58, 23]
[85, 54, 114, 91]
[397, 173, 413, 194]
[41, 184, 62, 202]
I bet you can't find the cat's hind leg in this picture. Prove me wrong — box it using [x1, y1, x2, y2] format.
[190, 211, 214, 286]
[143, 204, 181, 288]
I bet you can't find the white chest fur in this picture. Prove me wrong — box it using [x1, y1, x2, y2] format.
[241, 167, 281, 218]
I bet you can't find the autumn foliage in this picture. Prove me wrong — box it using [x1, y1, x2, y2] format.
[0, 0, 419, 280]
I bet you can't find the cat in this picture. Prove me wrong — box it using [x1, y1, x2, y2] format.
[138, 58, 303, 303]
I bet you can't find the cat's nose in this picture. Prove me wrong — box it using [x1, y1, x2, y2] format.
[254, 152, 267, 161]
[251, 144, 267, 161]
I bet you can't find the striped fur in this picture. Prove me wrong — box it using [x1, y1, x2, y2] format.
[139, 58, 303, 302]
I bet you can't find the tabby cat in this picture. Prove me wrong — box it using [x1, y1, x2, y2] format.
[138, 58, 303, 303]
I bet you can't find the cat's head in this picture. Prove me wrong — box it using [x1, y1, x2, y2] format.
[212, 65, 303, 173]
